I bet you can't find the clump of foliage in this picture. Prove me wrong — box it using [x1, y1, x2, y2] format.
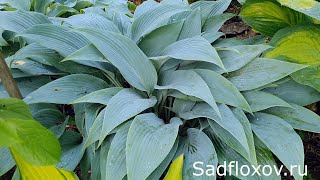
[0, 0, 320, 179]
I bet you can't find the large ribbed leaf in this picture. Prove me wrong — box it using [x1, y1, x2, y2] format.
[243, 90, 291, 112]
[0, 10, 51, 33]
[180, 103, 251, 162]
[202, 13, 234, 35]
[151, 36, 225, 69]
[195, 69, 251, 112]
[250, 113, 304, 180]
[265, 103, 320, 133]
[139, 21, 184, 57]
[99, 89, 157, 145]
[264, 25, 320, 92]
[0, 148, 15, 176]
[240, 0, 310, 37]
[0, 0, 32, 10]
[24, 74, 108, 104]
[278, 0, 320, 20]
[72, 87, 122, 105]
[156, 70, 220, 116]
[131, 4, 189, 42]
[83, 108, 105, 148]
[178, 9, 201, 40]
[133, 0, 159, 18]
[74, 28, 158, 94]
[126, 114, 182, 180]
[33, 0, 53, 14]
[20, 24, 89, 57]
[65, 13, 120, 32]
[105, 121, 131, 180]
[175, 128, 217, 180]
[263, 79, 320, 106]
[227, 58, 307, 91]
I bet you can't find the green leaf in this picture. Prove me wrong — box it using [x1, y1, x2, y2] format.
[105, 121, 131, 180]
[0, 148, 15, 176]
[24, 74, 108, 104]
[278, 0, 320, 20]
[138, 21, 184, 57]
[65, 13, 120, 32]
[163, 154, 183, 180]
[156, 70, 220, 117]
[250, 113, 304, 180]
[72, 87, 122, 105]
[227, 58, 307, 91]
[0, 98, 33, 120]
[0, 0, 32, 10]
[264, 25, 320, 91]
[33, 0, 53, 14]
[242, 90, 292, 112]
[46, 3, 78, 17]
[263, 79, 320, 106]
[0, 10, 51, 33]
[175, 128, 217, 180]
[240, 0, 310, 37]
[195, 69, 251, 112]
[130, 4, 189, 42]
[151, 36, 225, 70]
[265, 103, 320, 133]
[126, 114, 182, 180]
[99, 88, 157, 145]
[20, 24, 89, 57]
[74, 28, 158, 94]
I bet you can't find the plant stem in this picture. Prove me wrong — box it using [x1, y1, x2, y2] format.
[0, 52, 22, 99]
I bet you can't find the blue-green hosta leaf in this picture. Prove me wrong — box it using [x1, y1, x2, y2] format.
[24, 74, 108, 104]
[151, 36, 225, 70]
[250, 113, 304, 180]
[175, 128, 217, 180]
[63, 44, 107, 63]
[131, 4, 189, 42]
[156, 70, 220, 117]
[56, 131, 84, 171]
[72, 87, 122, 105]
[232, 108, 258, 166]
[278, 0, 320, 20]
[0, 0, 31, 10]
[291, 64, 320, 92]
[0, 77, 51, 98]
[0, 148, 15, 176]
[0, 10, 51, 33]
[99, 88, 157, 145]
[214, 35, 266, 47]
[201, 32, 224, 44]
[138, 21, 184, 57]
[0, 28, 8, 46]
[178, 8, 201, 40]
[105, 121, 131, 180]
[180, 103, 251, 163]
[65, 13, 120, 32]
[126, 114, 182, 180]
[242, 90, 292, 112]
[202, 13, 235, 35]
[133, 0, 159, 18]
[265, 103, 320, 133]
[190, 0, 232, 24]
[84, 107, 105, 148]
[218, 45, 272, 73]
[147, 139, 179, 180]
[263, 79, 320, 106]
[20, 24, 89, 57]
[172, 99, 196, 115]
[195, 69, 251, 112]
[227, 58, 307, 91]
[74, 28, 158, 94]
[33, 108, 67, 137]
[161, 0, 189, 5]
[240, 0, 310, 37]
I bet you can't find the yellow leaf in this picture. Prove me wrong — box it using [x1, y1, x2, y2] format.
[278, 0, 317, 10]
[11, 149, 76, 180]
[164, 154, 184, 180]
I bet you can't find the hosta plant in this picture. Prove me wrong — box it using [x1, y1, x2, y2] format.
[0, 0, 320, 179]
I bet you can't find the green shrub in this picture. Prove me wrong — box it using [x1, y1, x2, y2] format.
[0, 0, 320, 179]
